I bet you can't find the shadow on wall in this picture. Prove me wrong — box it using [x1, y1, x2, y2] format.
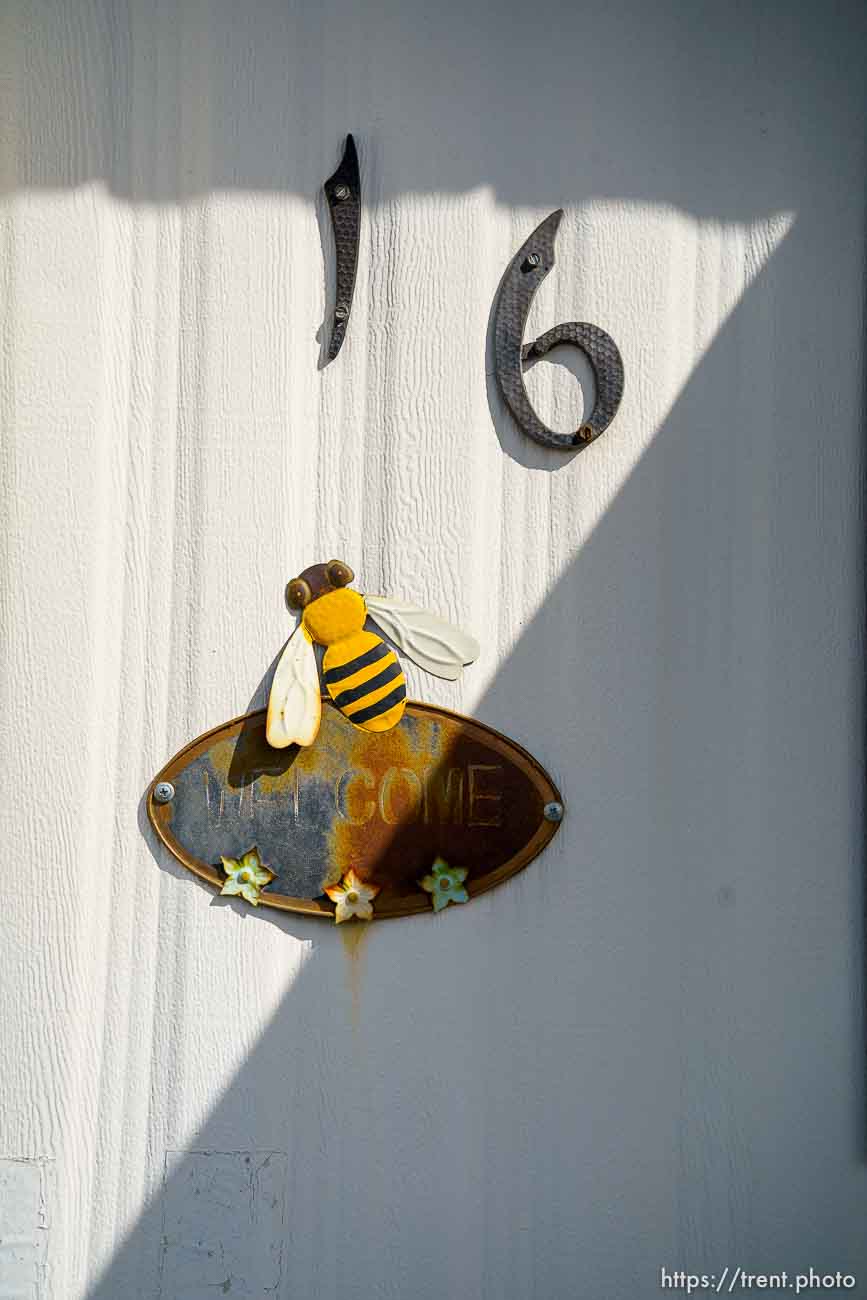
[0, 0, 860, 220]
[85, 215, 866, 1296]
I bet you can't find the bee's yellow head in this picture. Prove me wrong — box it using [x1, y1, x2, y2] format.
[303, 587, 366, 645]
[286, 559, 367, 646]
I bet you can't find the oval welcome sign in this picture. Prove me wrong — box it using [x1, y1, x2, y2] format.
[147, 701, 563, 921]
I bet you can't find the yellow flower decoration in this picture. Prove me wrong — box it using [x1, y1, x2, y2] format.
[325, 869, 380, 923]
[420, 856, 469, 911]
[220, 847, 275, 906]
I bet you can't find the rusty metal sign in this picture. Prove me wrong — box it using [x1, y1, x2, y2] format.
[147, 701, 563, 921]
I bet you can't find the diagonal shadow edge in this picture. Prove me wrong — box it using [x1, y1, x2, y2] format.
[81, 218, 867, 1295]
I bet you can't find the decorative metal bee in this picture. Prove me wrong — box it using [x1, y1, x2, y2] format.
[266, 560, 480, 748]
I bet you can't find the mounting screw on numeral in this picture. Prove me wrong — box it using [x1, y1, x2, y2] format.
[493, 209, 624, 450]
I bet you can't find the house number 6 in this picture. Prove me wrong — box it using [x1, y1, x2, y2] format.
[492, 209, 624, 451]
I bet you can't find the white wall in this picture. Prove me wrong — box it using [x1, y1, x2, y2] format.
[0, 2, 865, 1297]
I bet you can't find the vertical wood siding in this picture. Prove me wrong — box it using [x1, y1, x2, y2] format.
[0, 2, 865, 1296]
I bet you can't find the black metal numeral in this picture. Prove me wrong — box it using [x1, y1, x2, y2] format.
[493, 209, 624, 450]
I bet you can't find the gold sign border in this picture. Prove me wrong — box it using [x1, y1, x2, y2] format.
[147, 701, 563, 921]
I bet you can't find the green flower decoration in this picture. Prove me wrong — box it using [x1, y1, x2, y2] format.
[420, 856, 469, 912]
[220, 847, 275, 906]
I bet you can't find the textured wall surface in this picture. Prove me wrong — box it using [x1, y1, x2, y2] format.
[0, 2, 865, 1297]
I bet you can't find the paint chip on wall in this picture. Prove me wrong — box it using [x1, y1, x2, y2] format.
[0, 1159, 49, 1299]
[158, 1150, 287, 1298]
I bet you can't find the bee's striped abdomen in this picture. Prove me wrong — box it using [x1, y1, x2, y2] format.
[322, 631, 406, 732]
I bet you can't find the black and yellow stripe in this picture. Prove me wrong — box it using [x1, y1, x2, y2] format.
[322, 630, 406, 732]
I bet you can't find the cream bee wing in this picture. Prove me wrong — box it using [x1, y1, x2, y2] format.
[266, 623, 322, 748]
[364, 595, 480, 681]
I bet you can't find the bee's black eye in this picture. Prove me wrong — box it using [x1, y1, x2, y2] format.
[326, 560, 354, 588]
[286, 578, 312, 610]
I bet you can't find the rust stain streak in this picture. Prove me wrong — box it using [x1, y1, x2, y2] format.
[338, 921, 370, 1028]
